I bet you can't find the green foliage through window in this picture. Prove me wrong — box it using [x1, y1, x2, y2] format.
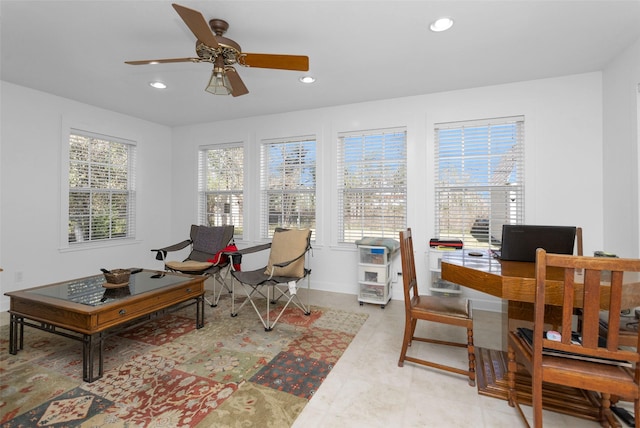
[261, 138, 316, 238]
[68, 131, 135, 243]
[338, 128, 407, 243]
[198, 145, 244, 236]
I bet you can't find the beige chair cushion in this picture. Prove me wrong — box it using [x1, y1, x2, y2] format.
[165, 260, 213, 272]
[265, 229, 310, 277]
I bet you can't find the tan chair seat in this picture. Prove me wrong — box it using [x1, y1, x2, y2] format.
[165, 260, 213, 272]
[415, 295, 471, 318]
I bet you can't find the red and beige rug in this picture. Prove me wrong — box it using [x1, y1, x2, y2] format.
[0, 294, 368, 427]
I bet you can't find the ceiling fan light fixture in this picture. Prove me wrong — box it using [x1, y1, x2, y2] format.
[206, 68, 232, 95]
[149, 81, 167, 89]
[299, 75, 316, 84]
[430, 17, 454, 32]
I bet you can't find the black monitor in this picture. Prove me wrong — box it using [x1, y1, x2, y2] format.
[499, 225, 577, 262]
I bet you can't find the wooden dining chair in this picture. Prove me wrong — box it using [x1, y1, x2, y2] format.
[507, 248, 640, 428]
[397, 228, 476, 386]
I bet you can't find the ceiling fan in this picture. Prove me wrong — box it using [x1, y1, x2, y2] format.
[125, 3, 309, 97]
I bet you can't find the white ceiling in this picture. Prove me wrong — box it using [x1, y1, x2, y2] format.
[2, 0, 640, 127]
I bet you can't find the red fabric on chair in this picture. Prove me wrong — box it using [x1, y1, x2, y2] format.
[209, 244, 241, 270]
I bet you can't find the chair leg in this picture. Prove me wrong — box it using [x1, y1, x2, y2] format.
[410, 318, 418, 345]
[270, 281, 311, 316]
[230, 281, 256, 317]
[507, 345, 517, 408]
[204, 273, 219, 307]
[207, 267, 233, 307]
[398, 316, 413, 367]
[532, 373, 543, 428]
[599, 393, 619, 428]
[507, 345, 535, 426]
[466, 326, 476, 387]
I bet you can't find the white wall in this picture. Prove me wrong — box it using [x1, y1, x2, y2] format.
[0, 82, 173, 311]
[0, 70, 622, 313]
[171, 72, 605, 312]
[602, 37, 640, 258]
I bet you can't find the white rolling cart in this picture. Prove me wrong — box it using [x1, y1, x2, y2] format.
[355, 237, 400, 308]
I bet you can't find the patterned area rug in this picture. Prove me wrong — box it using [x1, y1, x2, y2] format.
[0, 292, 368, 427]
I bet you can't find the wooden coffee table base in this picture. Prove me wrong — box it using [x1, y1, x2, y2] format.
[475, 347, 604, 423]
[9, 296, 204, 382]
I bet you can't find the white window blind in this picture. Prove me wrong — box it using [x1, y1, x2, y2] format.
[198, 144, 244, 237]
[260, 136, 316, 238]
[68, 130, 136, 244]
[337, 128, 407, 244]
[434, 116, 524, 248]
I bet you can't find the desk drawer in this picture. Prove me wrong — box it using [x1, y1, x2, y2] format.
[96, 283, 202, 327]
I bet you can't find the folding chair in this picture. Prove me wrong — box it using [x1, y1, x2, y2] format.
[152, 224, 235, 307]
[229, 228, 312, 331]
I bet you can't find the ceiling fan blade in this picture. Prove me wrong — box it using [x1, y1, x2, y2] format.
[125, 57, 199, 65]
[240, 53, 309, 71]
[172, 3, 218, 48]
[226, 67, 249, 97]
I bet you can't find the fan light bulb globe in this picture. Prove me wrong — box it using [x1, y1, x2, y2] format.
[206, 68, 233, 95]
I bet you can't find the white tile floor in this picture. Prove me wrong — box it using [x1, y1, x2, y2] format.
[1, 288, 631, 427]
[292, 289, 618, 428]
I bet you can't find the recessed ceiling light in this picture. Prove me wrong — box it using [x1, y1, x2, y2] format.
[149, 81, 167, 89]
[299, 76, 316, 84]
[430, 17, 454, 32]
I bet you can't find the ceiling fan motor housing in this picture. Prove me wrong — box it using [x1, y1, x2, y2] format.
[196, 41, 241, 65]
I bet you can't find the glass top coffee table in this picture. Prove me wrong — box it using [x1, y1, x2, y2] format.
[5, 270, 205, 382]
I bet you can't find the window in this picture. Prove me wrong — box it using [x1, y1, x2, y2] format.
[68, 130, 136, 244]
[337, 128, 407, 243]
[434, 116, 524, 248]
[198, 144, 244, 236]
[261, 137, 316, 238]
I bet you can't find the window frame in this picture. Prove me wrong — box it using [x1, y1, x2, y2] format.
[434, 116, 525, 248]
[260, 136, 317, 239]
[66, 129, 137, 247]
[198, 143, 244, 238]
[337, 127, 407, 244]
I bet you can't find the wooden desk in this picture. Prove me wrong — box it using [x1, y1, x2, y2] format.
[441, 250, 640, 422]
[441, 250, 640, 309]
[442, 251, 640, 339]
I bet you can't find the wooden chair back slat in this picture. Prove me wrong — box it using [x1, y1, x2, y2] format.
[560, 268, 575, 345]
[399, 228, 418, 309]
[536, 249, 640, 363]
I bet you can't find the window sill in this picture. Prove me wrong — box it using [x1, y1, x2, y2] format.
[59, 238, 141, 253]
